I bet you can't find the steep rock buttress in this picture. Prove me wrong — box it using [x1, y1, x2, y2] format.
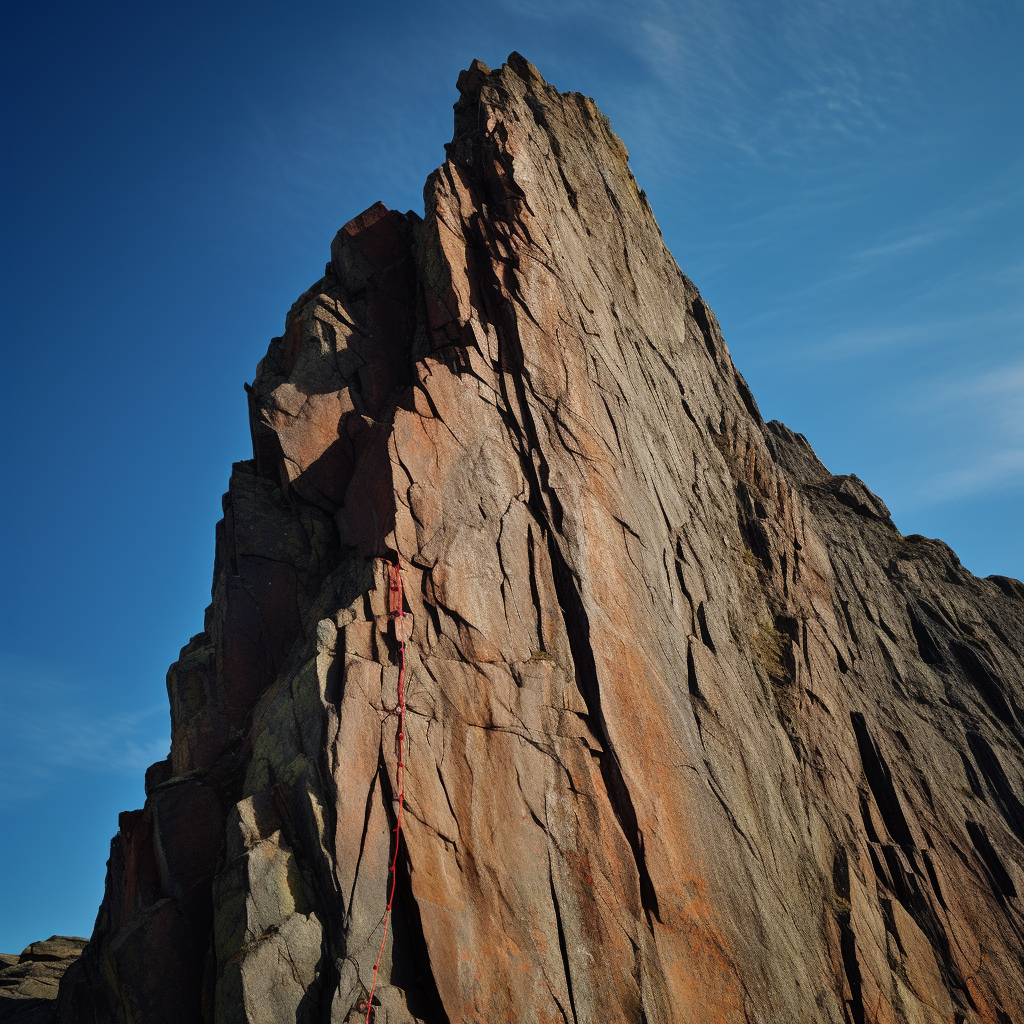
[49, 54, 1023, 1024]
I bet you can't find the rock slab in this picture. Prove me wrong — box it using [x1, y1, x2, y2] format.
[43, 54, 1024, 1023]
[0, 938, 87, 1023]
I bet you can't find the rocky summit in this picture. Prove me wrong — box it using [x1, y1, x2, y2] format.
[13, 53, 1021, 1023]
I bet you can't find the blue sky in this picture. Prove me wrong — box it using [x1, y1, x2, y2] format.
[1, 0, 1020, 952]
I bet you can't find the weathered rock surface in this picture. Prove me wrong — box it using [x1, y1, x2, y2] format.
[0, 938, 87, 1023]
[51, 54, 1023, 1023]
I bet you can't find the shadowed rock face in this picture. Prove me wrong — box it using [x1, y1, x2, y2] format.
[47, 53, 1023, 1024]
[0, 937, 87, 1023]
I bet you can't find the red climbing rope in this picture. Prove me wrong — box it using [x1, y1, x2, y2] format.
[365, 559, 407, 1023]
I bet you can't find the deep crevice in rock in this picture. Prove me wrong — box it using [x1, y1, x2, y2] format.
[546, 529, 662, 927]
[375, 755, 451, 1024]
[548, 860, 579, 1024]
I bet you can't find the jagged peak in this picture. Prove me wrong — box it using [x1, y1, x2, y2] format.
[33, 55, 1024, 1024]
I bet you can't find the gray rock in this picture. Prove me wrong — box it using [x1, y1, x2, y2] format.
[0, 938, 86, 1023]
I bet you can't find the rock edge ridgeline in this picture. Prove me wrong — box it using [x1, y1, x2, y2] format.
[9, 53, 1022, 1024]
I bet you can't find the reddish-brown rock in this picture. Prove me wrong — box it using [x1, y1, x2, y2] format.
[46, 54, 1022, 1023]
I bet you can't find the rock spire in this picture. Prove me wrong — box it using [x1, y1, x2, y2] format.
[36, 53, 1024, 1024]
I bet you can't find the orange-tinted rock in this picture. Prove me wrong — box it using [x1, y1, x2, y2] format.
[54, 53, 1022, 1024]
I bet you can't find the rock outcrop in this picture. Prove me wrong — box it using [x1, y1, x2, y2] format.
[49, 54, 1023, 1023]
[0, 937, 87, 1023]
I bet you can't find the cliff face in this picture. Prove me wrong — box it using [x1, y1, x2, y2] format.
[53, 54, 1023, 1024]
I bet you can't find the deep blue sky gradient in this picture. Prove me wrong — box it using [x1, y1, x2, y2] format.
[1, 0, 1021, 951]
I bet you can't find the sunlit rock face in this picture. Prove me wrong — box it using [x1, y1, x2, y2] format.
[49, 54, 1022, 1024]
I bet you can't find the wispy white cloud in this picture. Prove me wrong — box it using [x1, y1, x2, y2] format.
[873, 357, 1024, 511]
[852, 232, 944, 262]
[523, 0, 967, 166]
[769, 303, 1022, 365]
[0, 660, 168, 807]
[850, 166, 1024, 263]
[919, 360, 1024, 424]
[732, 163, 1023, 364]
[897, 448, 1024, 508]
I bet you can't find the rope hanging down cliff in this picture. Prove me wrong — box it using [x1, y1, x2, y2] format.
[365, 559, 407, 1023]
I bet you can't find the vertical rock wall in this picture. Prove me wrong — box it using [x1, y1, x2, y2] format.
[56, 54, 1023, 1024]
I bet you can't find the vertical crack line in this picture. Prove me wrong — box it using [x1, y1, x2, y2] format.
[473, 150, 662, 933]
[548, 853, 579, 1024]
[546, 529, 661, 926]
[347, 769, 383, 925]
[527, 522, 546, 653]
[366, 560, 408, 1022]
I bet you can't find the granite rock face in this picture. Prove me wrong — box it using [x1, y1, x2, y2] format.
[53, 54, 1023, 1023]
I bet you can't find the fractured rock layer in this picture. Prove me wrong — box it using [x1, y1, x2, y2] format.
[0, 937, 87, 1024]
[56, 54, 1023, 1023]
